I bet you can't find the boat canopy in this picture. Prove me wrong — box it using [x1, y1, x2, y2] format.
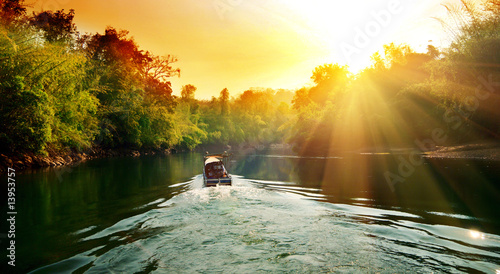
[204, 157, 222, 165]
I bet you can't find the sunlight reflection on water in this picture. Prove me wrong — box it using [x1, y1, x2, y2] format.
[470, 230, 486, 240]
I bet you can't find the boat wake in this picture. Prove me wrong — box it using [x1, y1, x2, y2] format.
[32, 176, 500, 273]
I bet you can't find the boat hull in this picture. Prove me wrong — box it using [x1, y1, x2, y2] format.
[204, 177, 232, 187]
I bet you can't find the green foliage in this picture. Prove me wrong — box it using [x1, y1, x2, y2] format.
[0, 25, 98, 153]
[30, 9, 77, 43]
[180, 84, 196, 102]
[288, 63, 352, 154]
[174, 101, 207, 150]
[2, 0, 500, 158]
[0, 0, 26, 27]
[288, 0, 500, 156]
[80, 26, 180, 150]
[0, 75, 52, 152]
[195, 87, 293, 148]
[309, 63, 350, 105]
[1, 5, 296, 155]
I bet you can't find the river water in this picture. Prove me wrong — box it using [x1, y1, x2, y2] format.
[3, 151, 500, 273]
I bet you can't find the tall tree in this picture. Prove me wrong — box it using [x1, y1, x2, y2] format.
[0, 0, 26, 26]
[87, 27, 146, 67]
[181, 84, 196, 101]
[309, 63, 350, 105]
[30, 9, 77, 43]
[141, 53, 180, 82]
[142, 52, 179, 107]
[219, 88, 229, 115]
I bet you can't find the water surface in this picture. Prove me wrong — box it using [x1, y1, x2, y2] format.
[3, 151, 500, 273]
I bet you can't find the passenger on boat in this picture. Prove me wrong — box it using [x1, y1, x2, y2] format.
[206, 164, 224, 179]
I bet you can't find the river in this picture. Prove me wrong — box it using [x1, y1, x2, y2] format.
[3, 150, 500, 273]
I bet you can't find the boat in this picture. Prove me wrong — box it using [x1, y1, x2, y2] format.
[203, 152, 232, 187]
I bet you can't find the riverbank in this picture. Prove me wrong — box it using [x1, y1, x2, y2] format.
[0, 147, 171, 174]
[423, 142, 500, 161]
[0, 142, 281, 174]
[350, 142, 500, 160]
[3, 141, 499, 174]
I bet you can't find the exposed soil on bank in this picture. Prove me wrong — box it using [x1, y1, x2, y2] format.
[0, 147, 172, 174]
[422, 142, 500, 161]
[313, 142, 500, 161]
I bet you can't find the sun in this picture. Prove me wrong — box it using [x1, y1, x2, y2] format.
[280, 1, 443, 73]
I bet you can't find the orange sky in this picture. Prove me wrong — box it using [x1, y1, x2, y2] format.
[31, 0, 479, 99]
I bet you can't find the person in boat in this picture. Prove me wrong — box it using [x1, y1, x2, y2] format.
[207, 169, 214, 178]
[205, 161, 221, 179]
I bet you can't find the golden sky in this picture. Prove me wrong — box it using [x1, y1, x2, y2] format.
[31, 0, 477, 99]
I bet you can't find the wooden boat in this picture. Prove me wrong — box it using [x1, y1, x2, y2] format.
[203, 152, 232, 187]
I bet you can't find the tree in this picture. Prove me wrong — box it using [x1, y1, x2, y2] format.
[0, 0, 26, 26]
[144, 77, 175, 108]
[81, 26, 182, 149]
[30, 9, 77, 43]
[311, 63, 350, 85]
[141, 52, 179, 107]
[141, 53, 180, 82]
[427, 45, 440, 59]
[309, 63, 350, 105]
[0, 75, 52, 153]
[219, 88, 229, 115]
[86, 27, 146, 67]
[383, 43, 414, 67]
[0, 25, 98, 153]
[291, 87, 311, 110]
[181, 84, 196, 101]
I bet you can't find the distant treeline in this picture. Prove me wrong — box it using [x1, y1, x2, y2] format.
[1, 0, 499, 157]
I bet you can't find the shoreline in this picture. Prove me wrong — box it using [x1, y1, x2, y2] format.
[422, 142, 500, 161]
[0, 143, 245, 174]
[2, 142, 500, 174]
[0, 142, 266, 174]
[0, 147, 172, 174]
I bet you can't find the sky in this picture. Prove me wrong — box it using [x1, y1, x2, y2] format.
[30, 0, 480, 99]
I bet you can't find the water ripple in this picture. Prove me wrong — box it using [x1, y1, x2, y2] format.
[31, 176, 500, 273]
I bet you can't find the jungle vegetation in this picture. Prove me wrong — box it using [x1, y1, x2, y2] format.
[1, 0, 499, 156]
